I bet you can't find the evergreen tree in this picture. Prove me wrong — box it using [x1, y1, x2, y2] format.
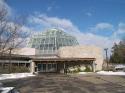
[110, 41, 125, 64]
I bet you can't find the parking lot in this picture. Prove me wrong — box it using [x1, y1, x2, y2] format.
[1, 73, 125, 93]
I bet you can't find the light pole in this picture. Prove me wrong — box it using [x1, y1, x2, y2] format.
[104, 48, 108, 70]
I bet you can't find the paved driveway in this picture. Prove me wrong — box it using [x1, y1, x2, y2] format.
[2, 73, 125, 93]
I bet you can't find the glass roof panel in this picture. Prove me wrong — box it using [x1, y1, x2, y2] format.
[28, 28, 79, 55]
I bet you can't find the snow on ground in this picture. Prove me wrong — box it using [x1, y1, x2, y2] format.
[78, 72, 87, 74]
[0, 87, 14, 93]
[78, 72, 92, 74]
[97, 71, 125, 76]
[0, 73, 35, 80]
[78, 71, 125, 75]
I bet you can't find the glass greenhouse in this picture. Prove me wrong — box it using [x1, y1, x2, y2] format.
[28, 28, 79, 55]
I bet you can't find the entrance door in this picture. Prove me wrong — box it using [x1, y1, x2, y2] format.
[47, 63, 57, 72]
[37, 63, 57, 72]
[42, 63, 46, 72]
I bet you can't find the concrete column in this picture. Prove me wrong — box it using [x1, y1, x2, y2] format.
[2, 62, 4, 69]
[25, 62, 26, 67]
[63, 62, 65, 74]
[30, 60, 35, 74]
[92, 61, 96, 72]
[18, 61, 19, 67]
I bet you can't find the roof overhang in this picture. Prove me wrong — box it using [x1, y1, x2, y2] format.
[32, 57, 96, 62]
[0, 54, 31, 60]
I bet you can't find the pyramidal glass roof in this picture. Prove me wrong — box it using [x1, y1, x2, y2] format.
[28, 28, 79, 55]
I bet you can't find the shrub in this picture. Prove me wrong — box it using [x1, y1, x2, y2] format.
[0, 66, 30, 74]
[84, 66, 92, 72]
[10, 66, 30, 73]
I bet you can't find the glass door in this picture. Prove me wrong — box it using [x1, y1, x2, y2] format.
[37, 64, 42, 72]
[47, 63, 57, 72]
[37, 63, 57, 72]
[42, 63, 46, 72]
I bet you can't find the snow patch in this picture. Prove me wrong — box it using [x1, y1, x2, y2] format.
[78, 72, 92, 74]
[0, 87, 14, 93]
[0, 73, 35, 80]
[97, 71, 125, 75]
[115, 65, 125, 69]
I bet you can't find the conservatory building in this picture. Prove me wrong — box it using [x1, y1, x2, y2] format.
[28, 28, 79, 55]
[0, 28, 103, 73]
[27, 28, 103, 73]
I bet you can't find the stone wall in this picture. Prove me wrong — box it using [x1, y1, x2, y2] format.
[12, 48, 37, 55]
[58, 45, 103, 71]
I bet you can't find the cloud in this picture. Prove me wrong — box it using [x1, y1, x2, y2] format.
[28, 14, 80, 33]
[28, 14, 121, 53]
[112, 23, 125, 39]
[0, 0, 11, 16]
[85, 12, 92, 16]
[0, 0, 31, 34]
[75, 32, 120, 49]
[0, 0, 32, 47]
[46, 1, 59, 12]
[90, 23, 114, 32]
[116, 23, 125, 34]
[47, 6, 52, 11]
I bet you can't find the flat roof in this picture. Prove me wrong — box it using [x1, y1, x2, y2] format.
[0, 54, 30, 60]
[32, 57, 96, 62]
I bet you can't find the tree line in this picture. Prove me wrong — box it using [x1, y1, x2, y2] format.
[110, 40, 125, 64]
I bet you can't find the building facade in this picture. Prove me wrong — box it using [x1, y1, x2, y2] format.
[0, 28, 103, 73]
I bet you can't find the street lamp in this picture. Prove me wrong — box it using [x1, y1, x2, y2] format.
[104, 48, 108, 70]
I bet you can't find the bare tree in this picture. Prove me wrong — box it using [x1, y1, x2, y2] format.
[0, 7, 28, 56]
[0, 6, 29, 73]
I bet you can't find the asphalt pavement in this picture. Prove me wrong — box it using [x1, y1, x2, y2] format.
[1, 73, 125, 93]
